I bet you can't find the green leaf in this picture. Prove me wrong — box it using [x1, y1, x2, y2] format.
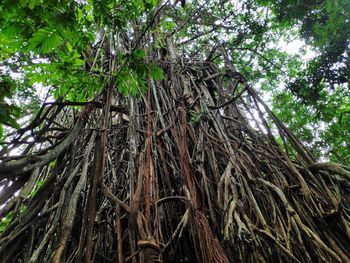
[145, 0, 157, 5]
[0, 211, 13, 233]
[66, 42, 73, 53]
[76, 8, 83, 21]
[28, 28, 62, 54]
[29, 178, 47, 197]
[28, 0, 42, 9]
[0, 103, 21, 129]
[116, 69, 144, 96]
[134, 49, 146, 59]
[149, 64, 164, 80]
[0, 125, 3, 142]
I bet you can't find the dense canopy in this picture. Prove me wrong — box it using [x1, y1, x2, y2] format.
[0, 1, 349, 263]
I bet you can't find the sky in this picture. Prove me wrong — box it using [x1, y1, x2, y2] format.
[279, 38, 317, 60]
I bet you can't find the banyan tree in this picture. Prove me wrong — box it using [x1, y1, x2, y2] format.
[0, 1, 349, 262]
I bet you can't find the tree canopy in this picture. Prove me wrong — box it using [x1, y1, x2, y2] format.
[0, 1, 349, 262]
[1, 0, 349, 162]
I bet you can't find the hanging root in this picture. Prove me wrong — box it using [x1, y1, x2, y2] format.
[138, 240, 162, 263]
[191, 209, 230, 263]
[0, 44, 349, 263]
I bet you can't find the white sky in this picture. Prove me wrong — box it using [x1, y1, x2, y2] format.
[279, 38, 317, 60]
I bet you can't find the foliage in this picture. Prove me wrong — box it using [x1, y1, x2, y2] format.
[0, 1, 349, 263]
[0, 76, 21, 129]
[29, 178, 47, 198]
[273, 88, 350, 163]
[0, 0, 162, 136]
[254, 0, 350, 163]
[257, 0, 349, 99]
[0, 0, 348, 162]
[0, 211, 13, 234]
